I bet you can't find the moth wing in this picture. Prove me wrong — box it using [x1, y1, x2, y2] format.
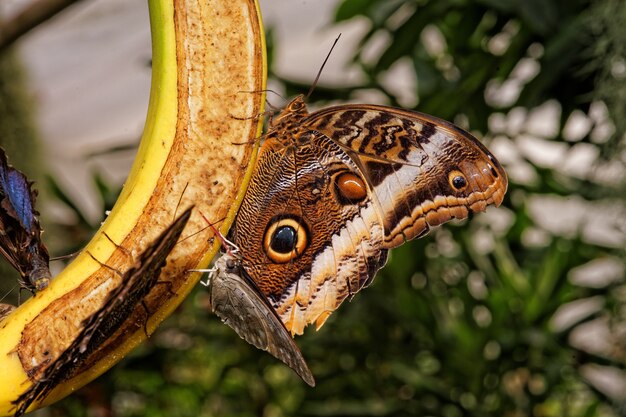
[210, 257, 315, 387]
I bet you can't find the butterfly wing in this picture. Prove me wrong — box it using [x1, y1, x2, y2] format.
[210, 254, 315, 386]
[0, 147, 51, 291]
[13, 208, 191, 416]
[231, 132, 388, 335]
[305, 105, 508, 248]
[230, 99, 507, 336]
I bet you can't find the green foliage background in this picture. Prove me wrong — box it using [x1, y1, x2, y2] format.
[3, 0, 625, 416]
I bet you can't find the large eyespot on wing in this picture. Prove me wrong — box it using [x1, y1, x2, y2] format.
[209, 254, 315, 387]
[265, 133, 388, 336]
[231, 132, 388, 336]
[263, 217, 309, 263]
[306, 105, 508, 248]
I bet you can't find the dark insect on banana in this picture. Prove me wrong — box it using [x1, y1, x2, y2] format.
[13, 208, 192, 417]
[0, 147, 51, 293]
[0, 303, 15, 322]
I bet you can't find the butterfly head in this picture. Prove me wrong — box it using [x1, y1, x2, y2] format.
[269, 95, 310, 132]
[214, 251, 241, 275]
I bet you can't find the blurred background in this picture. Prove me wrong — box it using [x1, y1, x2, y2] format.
[0, 0, 624, 416]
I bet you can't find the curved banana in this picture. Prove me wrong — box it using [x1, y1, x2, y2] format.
[0, 0, 265, 414]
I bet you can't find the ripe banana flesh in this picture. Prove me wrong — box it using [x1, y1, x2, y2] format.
[0, 0, 265, 414]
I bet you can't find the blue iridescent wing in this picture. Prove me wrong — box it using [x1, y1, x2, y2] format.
[0, 148, 51, 292]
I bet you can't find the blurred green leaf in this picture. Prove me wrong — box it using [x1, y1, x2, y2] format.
[335, 0, 377, 21]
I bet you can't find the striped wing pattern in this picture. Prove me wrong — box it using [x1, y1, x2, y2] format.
[231, 129, 388, 335]
[307, 104, 507, 248]
[222, 95, 507, 336]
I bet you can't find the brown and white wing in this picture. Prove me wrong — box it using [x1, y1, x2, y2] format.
[306, 105, 508, 248]
[231, 133, 388, 335]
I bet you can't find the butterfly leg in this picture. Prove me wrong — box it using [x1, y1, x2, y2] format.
[17, 285, 30, 305]
[86, 251, 123, 278]
[102, 232, 132, 259]
[140, 299, 151, 338]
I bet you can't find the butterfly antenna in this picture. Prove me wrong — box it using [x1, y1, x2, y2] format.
[174, 182, 190, 220]
[0, 286, 15, 303]
[305, 33, 342, 101]
[239, 88, 287, 102]
[197, 211, 239, 255]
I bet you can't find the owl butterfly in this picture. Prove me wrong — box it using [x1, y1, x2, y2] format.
[0, 147, 51, 293]
[218, 95, 507, 340]
[13, 208, 192, 417]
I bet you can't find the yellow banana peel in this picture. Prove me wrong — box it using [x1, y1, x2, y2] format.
[0, 0, 265, 414]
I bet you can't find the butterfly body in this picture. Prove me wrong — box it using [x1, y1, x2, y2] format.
[225, 95, 507, 336]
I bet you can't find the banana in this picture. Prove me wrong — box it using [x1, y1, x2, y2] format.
[0, 0, 265, 414]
